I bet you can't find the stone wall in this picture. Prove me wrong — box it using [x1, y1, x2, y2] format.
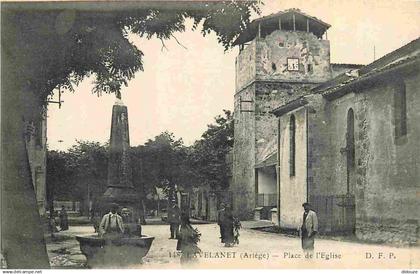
[356, 218, 418, 245]
[254, 82, 314, 165]
[354, 72, 420, 244]
[236, 41, 256, 92]
[327, 92, 359, 195]
[278, 107, 307, 229]
[320, 71, 420, 244]
[233, 28, 332, 220]
[256, 30, 331, 83]
[306, 94, 332, 197]
[232, 84, 256, 219]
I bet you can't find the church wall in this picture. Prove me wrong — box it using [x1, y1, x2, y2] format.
[353, 72, 420, 245]
[322, 71, 420, 244]
[254, 82, 314, 165]
[326, 92, 360, 195]
[304, 94, 339, 233]
[278, 107, 307, 229]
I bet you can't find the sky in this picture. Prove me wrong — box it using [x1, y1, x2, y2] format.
[47, 0, 420, 151]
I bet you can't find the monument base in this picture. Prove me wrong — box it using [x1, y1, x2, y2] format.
[76, 234, 154, 268]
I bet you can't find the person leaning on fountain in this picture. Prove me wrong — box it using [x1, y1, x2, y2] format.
[99, 203, 124, 237]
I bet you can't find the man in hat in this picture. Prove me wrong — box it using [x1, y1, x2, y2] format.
[217, 203, 226, 243]
[99, 203, 124, 238]
[300, 202, 318, 252]
[167, 203, 181, 239]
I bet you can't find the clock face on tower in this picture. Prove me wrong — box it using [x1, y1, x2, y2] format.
[287, 58, 299, 71]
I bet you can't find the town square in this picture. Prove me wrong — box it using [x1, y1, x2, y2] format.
[1, 0, 419, 270]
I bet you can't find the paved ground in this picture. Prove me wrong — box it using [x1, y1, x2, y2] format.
[47, 223, 420, 269]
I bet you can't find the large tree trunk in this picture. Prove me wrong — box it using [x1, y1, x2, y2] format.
[1, 13, 50, 268]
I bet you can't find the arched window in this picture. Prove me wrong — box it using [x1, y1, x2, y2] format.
[289, 114, 296, 177]
[394, 79, 407, 139]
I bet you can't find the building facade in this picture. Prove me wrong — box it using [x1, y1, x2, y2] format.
[232, 8, 419, 244]
[231, 9, 360, 219]
[26, 112, 48, 217]
[272, 38, 420, 244]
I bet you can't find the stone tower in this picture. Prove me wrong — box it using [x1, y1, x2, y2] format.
[231, 9, 332, 219]
[101, 98, 140, 220]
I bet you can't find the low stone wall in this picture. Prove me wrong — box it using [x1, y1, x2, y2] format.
[356, 219, 418, 245]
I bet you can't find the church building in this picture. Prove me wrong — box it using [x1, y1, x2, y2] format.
[231, 8, 419, 244]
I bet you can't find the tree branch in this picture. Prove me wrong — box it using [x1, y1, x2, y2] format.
[160, 38, 168, 52]
[171, 34, 188, 50]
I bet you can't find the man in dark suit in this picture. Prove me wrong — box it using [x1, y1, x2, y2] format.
[217, 203, 226, 243]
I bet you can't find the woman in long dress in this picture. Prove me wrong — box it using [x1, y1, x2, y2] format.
[176, 213, 201, 265]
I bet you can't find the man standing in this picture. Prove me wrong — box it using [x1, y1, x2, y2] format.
[99, 203, 124, 237]
[59, 205, 69, 231]
[217, 203, 226, 243]
[300, 202, 318, 252]
[168, 204, 180, 239]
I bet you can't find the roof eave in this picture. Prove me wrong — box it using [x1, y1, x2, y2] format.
[271, 97, 308, 117]
[323, 58, 420, 100]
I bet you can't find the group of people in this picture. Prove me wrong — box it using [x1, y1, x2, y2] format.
[96, 202, 201, 264]
[97, 204, 142, 237]
[94, 201, 318, 264]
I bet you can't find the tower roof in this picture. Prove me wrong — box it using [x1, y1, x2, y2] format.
[233, 8, 331, 46]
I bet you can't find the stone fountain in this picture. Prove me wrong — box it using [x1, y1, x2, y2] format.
[76, 94, 154, 268]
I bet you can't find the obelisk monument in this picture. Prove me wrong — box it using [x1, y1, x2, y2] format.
[101, 92, 140, 220]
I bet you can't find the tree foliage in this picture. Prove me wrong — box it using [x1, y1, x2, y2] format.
[46, 150, 74, 203]
[189, 110, 234, 190]
[3, 1, 260, 107]
[2, 1, 261, 267]
[47, 110, 234, 209]
[46, 141, 108, 214]
[130, 131, 196, 197]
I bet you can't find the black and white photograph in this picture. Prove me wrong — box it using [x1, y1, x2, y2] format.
[1, 0, 419, 271]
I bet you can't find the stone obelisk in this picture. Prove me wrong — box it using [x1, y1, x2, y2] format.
[101, 93, 140, 220]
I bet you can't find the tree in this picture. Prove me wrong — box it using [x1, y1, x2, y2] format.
[46, 141, 108, 213]
[130, 132, 195, 208]
[1, 1, 260, 267]
[66, 141, 108, 215]
[46, 150, 74, 217]
[189, 110, 234, 190]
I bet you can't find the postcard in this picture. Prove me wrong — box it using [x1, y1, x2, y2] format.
[1, 0, 419, 271]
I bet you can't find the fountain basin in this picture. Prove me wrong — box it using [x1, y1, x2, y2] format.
[76, 234, 154, 268]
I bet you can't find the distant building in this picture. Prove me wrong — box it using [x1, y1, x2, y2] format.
[232, 8, 419, 244]
[26, 112, 47, 216]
